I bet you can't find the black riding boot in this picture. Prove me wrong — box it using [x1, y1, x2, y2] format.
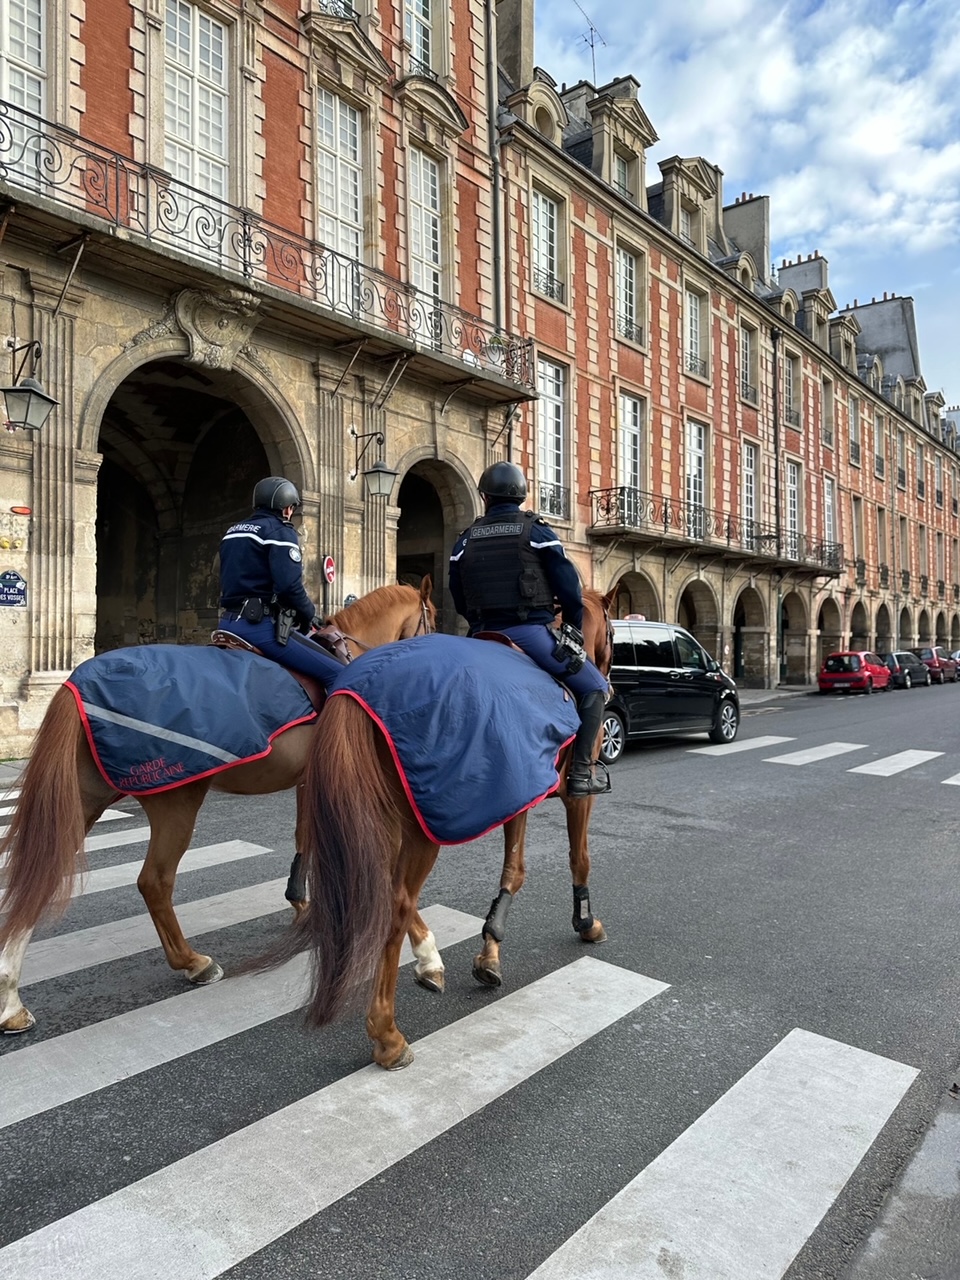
[567, 689, 609, 797]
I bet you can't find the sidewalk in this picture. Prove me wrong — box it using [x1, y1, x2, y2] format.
[737, 684, 818, 706]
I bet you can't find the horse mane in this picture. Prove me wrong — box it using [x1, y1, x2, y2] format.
[330, 583, 417, 629]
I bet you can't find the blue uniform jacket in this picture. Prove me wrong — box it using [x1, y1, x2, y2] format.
[449, 501, 584, 631]
[219, 508, 316, 625]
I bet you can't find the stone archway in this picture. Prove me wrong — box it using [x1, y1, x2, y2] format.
[936, 611, 948, 645]
[395, 457, 475, 633]
[816, 596, 842, 670]
[918, 608, 933, 644]
[732, 585, 766, 686]
[849, 600, 869, 651]
[952, 615, 960, 650]
[676, 578, 720, 658]
[94, 359, 289, 651]
[609, 570, 660, 621]
[898, 606, 913, 648]
[875, 603, 892, 654]
[780, 590, 809, 683]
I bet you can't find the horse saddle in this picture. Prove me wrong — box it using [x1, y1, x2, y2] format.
[209, 629, 326, 713]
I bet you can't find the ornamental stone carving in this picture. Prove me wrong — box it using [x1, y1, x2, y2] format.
[173, 287, 261, 371]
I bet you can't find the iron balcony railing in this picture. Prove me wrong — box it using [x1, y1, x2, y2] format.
[589, 486, 843, 573]
[316, 0, 357, 17]
[538, 481, 570, 521]
[0, 99, 535, 390]
[823, 426, 834, 448]
[936, 488, 944, 507]
[785, 407, 801, 428]
[898, 466, 907, 488]
[875, 455, 885, 478]
[616, 315, 644, 344]
[918, 478, 926, 498]
[407, 55, 439, 81]
[532, 266, 565, 302]
[855, 557, 867, 585]
[685, 351, 707, 377]
[849, 440, 861, 465]
[740, 379, 758, 404]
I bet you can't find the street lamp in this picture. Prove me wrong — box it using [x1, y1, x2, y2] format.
[1, 340, 58, 432]
[349, 426, 399, 499]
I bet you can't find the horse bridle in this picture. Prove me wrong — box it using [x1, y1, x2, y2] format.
[318, 596, 433, 663]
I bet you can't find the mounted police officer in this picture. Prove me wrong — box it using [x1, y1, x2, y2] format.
[449, 461, 609, 797]
[218, 476, 344, 689]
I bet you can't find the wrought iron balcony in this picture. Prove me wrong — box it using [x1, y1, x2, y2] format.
[785, 407, 801, 428]
[874, 455, 885, 478]
[532, 266, 565, 302]
[936, 488, 944, 507]
[0, 98, 534, 391]
[316, 0, 358, 18]
[740, 379, 758, 404]
[616, 315, 644, 344]
[897, 466, 906, 489]
[849, 440, 861, 465]
[538, 481, 570, 521]
[407, 54, 439, 82]
[879, 563, 889, 588]
[918, 478, 926, 498]
[685, 351, 707, 377]
[588, 485, 843, 574]
[823, 426, 834, 448]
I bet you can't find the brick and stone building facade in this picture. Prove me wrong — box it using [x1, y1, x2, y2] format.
[0, 0, 955, 753]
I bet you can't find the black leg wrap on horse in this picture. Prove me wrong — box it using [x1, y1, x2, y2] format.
[482, 889, 513, 942]
[572, 884, 595, 934]
[284, 852, 305, 903]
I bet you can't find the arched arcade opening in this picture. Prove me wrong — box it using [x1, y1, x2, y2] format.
[780, 591, 809, 683]
[608, 570, 660, 621]
[677, 579, 720, 659]
[816, 597, 842, 670]
[732, 585, 766, 686]
[395, 458, 475, 633]
[875, 603, 892, 654]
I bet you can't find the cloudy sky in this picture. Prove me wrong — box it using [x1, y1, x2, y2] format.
[534, 0, 960, 405]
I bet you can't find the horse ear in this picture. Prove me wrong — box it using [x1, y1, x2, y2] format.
[600, 583, 620, 614]
[419, 574, 433, 600]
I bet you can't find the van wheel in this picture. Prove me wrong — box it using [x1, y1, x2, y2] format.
[600, 709, 626, 765]
[709, 700, 740, 744]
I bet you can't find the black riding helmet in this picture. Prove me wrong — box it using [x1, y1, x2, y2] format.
[478, 461, 527, 502]
[253, 476, 301, 513]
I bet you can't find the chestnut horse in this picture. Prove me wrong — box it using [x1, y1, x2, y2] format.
[263, 588, 615, 1070]
[0, 579, 435, 1034]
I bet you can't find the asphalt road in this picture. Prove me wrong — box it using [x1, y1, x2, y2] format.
[1, 680, 959, 1279]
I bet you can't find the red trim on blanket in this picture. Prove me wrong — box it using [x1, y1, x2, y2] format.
[64, 680, 318, 796]
[329, 687, 575, 846]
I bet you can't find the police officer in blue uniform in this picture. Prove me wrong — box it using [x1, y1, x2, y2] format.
[449, 461, 609, 796]
[218, 476, 345, 688]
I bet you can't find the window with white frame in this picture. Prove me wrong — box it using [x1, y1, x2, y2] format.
[783, 353, 800, 425]
[919, 524, 927, 580]
[785, 459, 801, 557]
[685, 419, 707, 538]
[874, 413, 885, 477]
[679, 203, 698, 248]
[851, 495, 863, 560]
[739, 324, 757, 403]
[877, 507, 887, 567]
[613, 151, 635, 200]
[619, 393, 642, 490]
[824, 475, 836, 548]
[953, 464, 958, 515]
[897, 429, 906, 487]
[404, 0, 433, 75]
[742, 441, 758, 548]
[822, 378, 834, 447]
[937, 531, 945, 583]
[531, 189, 563, 301]
[164, 0, 229, 203]
[409, 147, 442, 343]
[1, 0, 44, 113]
[848, 395, 860, 465]
[537, 358, 568, 519]
[916, 441, 925, 498]
[684, 288, 706, 376]
[317, 88, 362, 260]
[953, 538, 958, 585]
[616, 246, 643, 344]
[935, 454, 944, 506]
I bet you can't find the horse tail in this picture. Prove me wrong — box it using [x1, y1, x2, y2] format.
[0, 686, 88, 945]
[261, 694, 396, 1028]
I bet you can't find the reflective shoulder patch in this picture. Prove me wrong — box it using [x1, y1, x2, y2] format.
[289, 547, 302, 562]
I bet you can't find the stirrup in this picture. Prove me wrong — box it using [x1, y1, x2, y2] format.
[566, 761, 611, 797]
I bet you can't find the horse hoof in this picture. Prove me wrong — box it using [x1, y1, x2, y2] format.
[579, 923, 608, 944]
[383, 1044, 414, 1071]
[187, 959, 223, 985]
[472, 959, 502, 987]
[414, 969, 445, 994]
[0, 1006, 35, 1034]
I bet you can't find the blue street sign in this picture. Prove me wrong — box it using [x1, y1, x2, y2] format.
[0, 569, 27, 607]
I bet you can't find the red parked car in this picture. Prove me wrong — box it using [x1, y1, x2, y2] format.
[818, 651, 891, 694]
[910, 646, 959, 684]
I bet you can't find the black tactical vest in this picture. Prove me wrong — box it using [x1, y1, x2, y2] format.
[460, 509, 555, 622]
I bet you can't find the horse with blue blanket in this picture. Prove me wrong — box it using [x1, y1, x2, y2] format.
[255, 587, 615, 1070]
[0, 580, 435, 1035]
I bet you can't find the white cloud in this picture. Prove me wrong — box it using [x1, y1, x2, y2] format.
[533, 0, 960, 392]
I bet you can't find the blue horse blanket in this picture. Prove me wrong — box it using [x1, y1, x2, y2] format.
[329, 633, 579, 844]
[66, 646, 316, 794]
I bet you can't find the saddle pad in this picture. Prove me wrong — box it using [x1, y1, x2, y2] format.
[329, 633, 579, 844]
[66, 645, 316, 794]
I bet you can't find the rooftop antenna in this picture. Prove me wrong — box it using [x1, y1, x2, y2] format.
[572, 0, 606, 83]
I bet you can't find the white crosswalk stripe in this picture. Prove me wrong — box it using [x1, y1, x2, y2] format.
[848, 749, 944, 776]
[689, 735, 795, 755]
[693, 734, 960, 782]
[0, 804, 922, 1280]
[764, 742, 867, 766]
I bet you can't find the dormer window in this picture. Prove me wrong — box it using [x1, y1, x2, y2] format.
[613, 151, 635, 200]
[679, 203, 696, 248]
[534, 105, 557, 143]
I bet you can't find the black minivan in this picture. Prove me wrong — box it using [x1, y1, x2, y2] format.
[600, 619, 740, 764]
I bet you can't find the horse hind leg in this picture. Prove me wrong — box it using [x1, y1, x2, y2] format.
[473, 813, 528, 988]
[0, 931, 36, 1034]
[565, 790, 607, 944]
[137, 780, 222, 984]
[407, 909, 444, 993]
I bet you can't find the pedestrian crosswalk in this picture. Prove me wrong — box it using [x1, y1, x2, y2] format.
[691, 735, 960, 783]
[0, 800, 922, 1278]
